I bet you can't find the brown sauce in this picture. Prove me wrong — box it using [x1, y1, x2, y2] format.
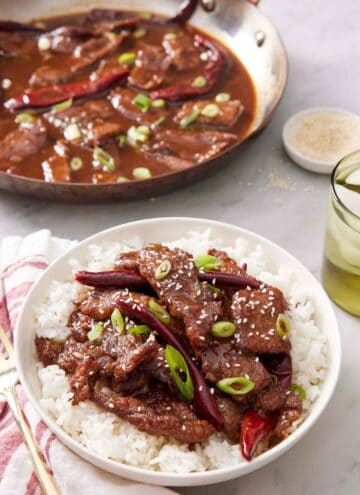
[0, 10, 256, 184]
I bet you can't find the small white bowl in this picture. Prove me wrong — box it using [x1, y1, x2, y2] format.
[282, 107, 360, 174]
[14, 218, 341, 487]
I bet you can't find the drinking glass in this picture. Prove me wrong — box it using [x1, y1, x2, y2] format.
[322, 150, 360, 316]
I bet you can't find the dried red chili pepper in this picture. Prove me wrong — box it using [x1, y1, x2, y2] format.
[116, 296, 224, 430]
[240, 410, 277, 461]
[198, 270, 260, 289]
[169, 0, 199, 23]
[5, 70, 129, 112]
[261, 353, 292, 388]
[150, 34, 226, 102]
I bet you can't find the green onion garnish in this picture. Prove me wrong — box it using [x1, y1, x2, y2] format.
[117, 134, 127, 147]
[153, 116, 166, 127]
[180, 108, 201, 129]
[15, 113, 37, 124]
[154, 259, 172, 280]
[164, 32, 177, 41]
[70, 156, 83, 171]
[133, 28, 147, 39]
[211, 321, 236, 338]
[192, 76, 207, 88]
[215, 92, 231, 103]
[127, 126, 149, 145]
[137, 125, 150, 136]
[106, 32, 117, 41]
[152, 99, 166, 108]
[201, 103, 219, 118]
[276, 313, 291, 339]
[133, 167, 152, 180]
[64, 123, 81, 141]
[87, 322, 104, 341]
[52, 98, 72, 113]
[117, 176, 130, 183]
[194, 254, 223, 271]
[118, 52, 136, 65]
[93, 147, 115, 172]
[165, 345, 194, 400]
[148, 299, 171, 325]
[111, 308, 124, 334]
[129, 325, 151, 336]
[291, 383, 306, 401]
[216, 377, 255, 395]
[133, 93, 152, 112]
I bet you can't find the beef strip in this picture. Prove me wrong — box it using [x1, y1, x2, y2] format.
[68, 310, 94, 343]
[41, 154, 71, 182]
[0, 120, 47, 163]
[115, 244, 222, 353]
[162, 33, 202, 71]
[45, 100, 123, 147]
[93, 384, 216, 443]
[145, 129, 237, 164]
[215, 395, 243, 443]
[129, 45, 171, 90]
[0, 31, 35, 57]
[110, 87, 168, 125]
[231, 286, 291, 354]
[35, 337, 64, 366]
[175, 100, 244, 128]
[201, 342, 271, 396]
[255, 381, 288, 412]
[274, 392, 303, 438]
[69, 358, 99, 404]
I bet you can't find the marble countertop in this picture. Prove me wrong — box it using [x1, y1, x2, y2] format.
[1, 0, 359, 493]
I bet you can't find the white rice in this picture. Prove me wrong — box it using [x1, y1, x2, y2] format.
[34, 229, 328, 472]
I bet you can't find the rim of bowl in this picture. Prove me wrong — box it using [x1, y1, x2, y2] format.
[14, 217, 342, 486]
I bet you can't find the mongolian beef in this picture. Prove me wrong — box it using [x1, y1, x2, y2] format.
[36, 244, 303, 461]
[0, 4, 256, 184]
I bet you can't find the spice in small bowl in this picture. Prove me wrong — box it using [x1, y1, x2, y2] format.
[282, 108, 360, 174]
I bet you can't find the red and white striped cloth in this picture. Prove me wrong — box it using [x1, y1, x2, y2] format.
[0, 230, 176, 495]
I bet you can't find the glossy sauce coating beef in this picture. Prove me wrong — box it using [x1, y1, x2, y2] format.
[0, 10, 255, 184]
[36, 244, 303, 456]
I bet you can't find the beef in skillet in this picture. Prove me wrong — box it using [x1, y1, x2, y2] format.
[36, 243, 303, 460]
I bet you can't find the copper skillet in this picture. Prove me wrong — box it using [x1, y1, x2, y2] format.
[0, 0, 287, 202]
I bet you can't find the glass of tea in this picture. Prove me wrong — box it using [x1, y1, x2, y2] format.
[322, 149, 360, 316]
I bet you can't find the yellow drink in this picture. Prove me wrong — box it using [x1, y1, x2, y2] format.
[322, 150, 360, 316]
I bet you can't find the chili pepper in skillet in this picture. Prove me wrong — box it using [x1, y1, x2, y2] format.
[261, 353, 292, 389]
[75, 268, 260, 290]
[150, 34, 226, 102]
[168, 0, 199, 23]
[240, 410, 277, 461]
[116, 296, 224, 430]
[5, 70, 129, 112]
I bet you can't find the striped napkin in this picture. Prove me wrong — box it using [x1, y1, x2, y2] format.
[0, 230, 176, 495]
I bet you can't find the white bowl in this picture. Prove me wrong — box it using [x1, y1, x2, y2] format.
[282, 107, 360, 174]
[14, 218, 341, 487]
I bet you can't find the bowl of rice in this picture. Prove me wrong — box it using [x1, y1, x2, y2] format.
[14, 217, 341, 486]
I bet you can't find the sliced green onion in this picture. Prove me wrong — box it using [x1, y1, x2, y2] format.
[164, 32, 177, 41]
[111, 308, 125, 334]
[52, 98, 72, 113]
[70, 156, 83, 171]
[38, 35, 51, 51]
[133, 28, 147, 39]
[117, 134, 127, 147]
[140, 11, 152, 19]
[194, 254, 223, 271]
[118, 52, 136, 65]
[148, 299, 171, 325]
[152, 98, 166, 108]
[179, 108, 201, 129]
[165, 345, 194, 400]
[290, 383, 306, 401]
[153, 116, 166, 126]
[137, 125, 150, 136]
[127, 126, 149, 145]
[129, 325, 151, 336]
[133, 167, 152, 179]
[201, 103, 219, 118]
[133, 93, 152, 112]
[216, 377, 255, 395]
[211, 321, 236, 338]
[87, 322, 104, 341]
[93, 147, 115, 171]
[215, 92, 231, 103]
[192, 76, 207, 88]
[105, 32, 117, 41]
[117, 175, 130, 183]
[15, 113, 37, 124]
[276, 313, 291, 339]
[64, 123, 81, 141]
[154, 259, 172, 280]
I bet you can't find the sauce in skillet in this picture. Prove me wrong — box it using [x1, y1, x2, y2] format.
[0, 9, 256, 184]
